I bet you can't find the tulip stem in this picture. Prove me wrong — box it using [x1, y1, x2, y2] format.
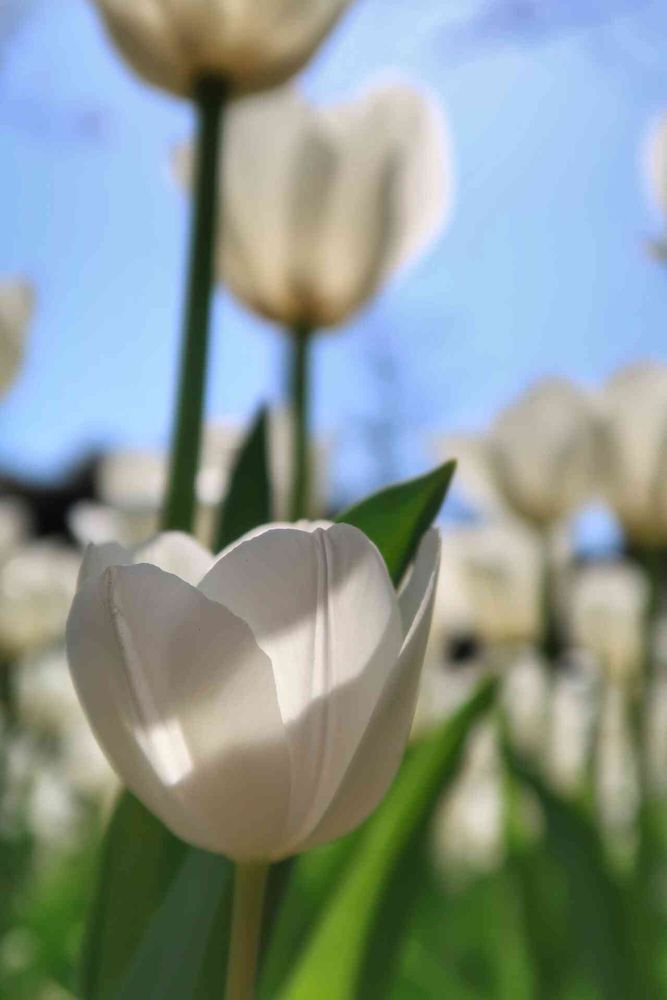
[162, 76, 227, 534]
[288, 327, 312, 521]
[226, 861, 269, 1000]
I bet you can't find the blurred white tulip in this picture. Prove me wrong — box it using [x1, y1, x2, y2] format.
[73, 414, 330, 550]
[175, 81, 451, 330]
[547, 661, 598, 794]
[0, 542, 79, 660]
[598, 362, 667, 545]
[0, 279, 34, 398]
[446, 521, 543, 649]
[643, 112, 667, 254]
[502, 652, 550, 756]
[570, 562, 648, 682]
[438, 379, 599, 528]
[67, 525, 440, 860]
[0, 496, 32, 561]
[92, 0, 352, 97]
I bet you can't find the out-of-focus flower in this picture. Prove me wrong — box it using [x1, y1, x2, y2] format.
[91, 0, 352, 97]
[0, 542, 80, 659]
[175, 81, 451, 330]
[643, 113, 667, 255]
[547, 661, 598, 794]
[432, 724, 503, 877]
[0, 496, 31, 560]
[67, 525, 440, 860]
[449, 521, 543, 650]
[502, 652, 549, 756]
[598, 362, 667, 545]
[596, 682, 638, 834]
[438, 378, 599, 528]
[569, 562, 648, 682]
[0, 279, 34, 398]
[70, 413, 330, 548]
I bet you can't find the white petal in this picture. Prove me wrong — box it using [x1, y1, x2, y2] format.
[97, 0, 190, 94]
[134, 531, 214, 585]
[298, 529, 441, 851]
[199, 524, 403, 845]
[67, 565, 290, 860]
[77, 542, 132, 590]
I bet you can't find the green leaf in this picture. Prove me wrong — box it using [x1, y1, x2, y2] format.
[115, 850, 231, 1000]
[506, 749, 648, 1000]
[213, 406, 272, 551]
[80, 795, 186, 999]
[280, 677, 497, 1000]
[336, 461, 456, 585]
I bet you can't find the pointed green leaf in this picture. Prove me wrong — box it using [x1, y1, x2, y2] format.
[336, 461, 456, 585]
[213, 406, 272, 551]
[281, 677, 497, 1000]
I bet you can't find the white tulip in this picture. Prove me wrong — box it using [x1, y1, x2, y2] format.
[0, 496, 32, 561]
[92, 0, 352, 97]
[439, 379, 599, 527]
[598, 362, 667, 545]
[643, 113, 667, 234]
[67, 524, 440, 860]
[0, 279, 34, 398]
[175, 81, 451, 330]
[569, 562, 648, 682]
[0, 542, 80, 659]
[444, 521, 543, 649]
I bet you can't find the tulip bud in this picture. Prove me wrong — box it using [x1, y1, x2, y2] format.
[598, 362, 667, 545]
[438, 379, 599, 528]
[174, 81, 451, 331]
[0, 279, 34, 398]
[569, 562, 648, 682]
[67, 525, 440, 860]
[91, 0, 353, 97]
[0, 542, 80, 660]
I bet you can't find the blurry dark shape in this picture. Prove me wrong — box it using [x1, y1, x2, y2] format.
[0, 453, 99, 541]
[446, 631, 482, 666]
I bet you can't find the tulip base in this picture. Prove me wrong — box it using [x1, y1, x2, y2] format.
[226, 861, 269, 1000]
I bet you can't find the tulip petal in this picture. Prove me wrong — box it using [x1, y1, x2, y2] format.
[199, 524, 403, 844]
[97, 0, 190, 94]
[135, 531, 214, 586]
[67, 564, 290, 860]
[298, 528, 441, 852]
[77, 541, 133, 589]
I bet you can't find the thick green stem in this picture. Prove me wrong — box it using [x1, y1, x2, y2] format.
[162, 77, 227, 533]
[225, 862, 269, 1000]
[0, 659, 16, 731]
[288, 327, 312, 522]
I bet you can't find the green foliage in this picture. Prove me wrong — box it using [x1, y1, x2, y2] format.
[336, 461, 456, 585]
[213, 407, 272, 551]
[281, 677, 497, 1000]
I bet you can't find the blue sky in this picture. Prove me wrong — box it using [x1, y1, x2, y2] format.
[1, 0, 667, 508]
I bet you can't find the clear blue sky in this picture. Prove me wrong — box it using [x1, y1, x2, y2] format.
[1, 0, 666, 508]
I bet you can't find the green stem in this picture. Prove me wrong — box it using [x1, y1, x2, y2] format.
[288, 327, 312, 522]
[634, 547, 664, 807]
[225, 862, 269, 1000]
[0, 658, 16, 731]
[162, 76, 227, 533]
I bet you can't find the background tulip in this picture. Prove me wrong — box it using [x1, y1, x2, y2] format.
[92, 0, 352, 97]
[175, 81, 451, 331]
[0, 279, 34, 399]
[598, 361, 667, 545]
[0, 542, 80, 661]
[440, 379, 599, 529]
[67, 525, 440, 861]
[569, 562, 648, 682]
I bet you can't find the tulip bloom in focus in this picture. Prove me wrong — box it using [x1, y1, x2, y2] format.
[66, 524, 440, 860]
[91, 0, 352, 96]
[175, 82, 451, 330]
